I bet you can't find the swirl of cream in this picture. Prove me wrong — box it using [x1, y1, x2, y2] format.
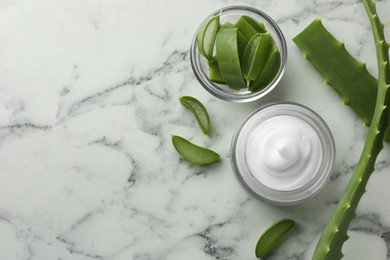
[246, 115, 323, 191]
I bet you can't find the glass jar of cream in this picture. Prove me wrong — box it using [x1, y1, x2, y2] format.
[231, 103, 335, 206]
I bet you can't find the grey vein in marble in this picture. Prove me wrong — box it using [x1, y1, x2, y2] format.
[0, 0, 389, 259]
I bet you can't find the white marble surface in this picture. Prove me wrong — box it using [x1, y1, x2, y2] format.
[0, 0, 389, 259]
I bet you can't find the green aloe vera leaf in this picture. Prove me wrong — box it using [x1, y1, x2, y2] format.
[196, 14, 220, 60]
[242, 32, 273, 84]
[172, 135, 220, 165]
[208, 59, 225, 84]
[215, 27, 247, 90]
[255, 219, 295, 258]
[312, 0, 390, 259]
[249, 44, 281, 92]
[235, 15, 267, 40]
[293, 18, 390, 144]
[293, 19, 377, 127]
[179, 96, 210, 135]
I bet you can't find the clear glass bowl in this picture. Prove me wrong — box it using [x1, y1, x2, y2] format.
[190, 5, 287, 103]
[231, 103, 335, 206]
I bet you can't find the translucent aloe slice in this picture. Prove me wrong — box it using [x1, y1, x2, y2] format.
[222, 21, 248, 61]
[172, 135, 220, 165]
[215, 27, 247, 90]
[235, 15, 267, 41]
[179, 96, 210, 135]
[255, 219, 295, 258]
[208, 59, 225, 84]
[196, 15, 220, 60]
[249, 44, 281, 92]
[242, 33, 273, 84]
[237, 30, 249, 62]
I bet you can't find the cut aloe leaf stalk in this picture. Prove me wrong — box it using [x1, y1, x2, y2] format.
[179, 96, 210, 135]
[250, 44, 281, 92]
[208, 59, 225, 84]
[172, 135, 220, 165]
[196, 14, 220, 60]
[242, 32, 273, 84]
[293, 19, 377, 127]
[235, 15, 267, 40]
[308, 0, 390, 259]
[255, 219, 295, 258]
[293, 18, 390, 143]
[237, 30, 249, 61]
[215, 27, 247, 90]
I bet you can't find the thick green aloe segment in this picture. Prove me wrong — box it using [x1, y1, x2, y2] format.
[221, 21, 249, 60]
[196, 15, 220, 60]
[215, 27, 247, 90]
[242, 32, 273, 84]
[293, 19, 378, 127]
[235, 15, 266, 40]
[311, 0, 390, 259]
[293, 19, 390, 143]
[172, 135, 220, 165]
[208, 58, 225, 84]
[237, 30, 249, 61]
[179, 96, 210, 135]
[250, 44, 281, 92]
[255, 219, 295, 258]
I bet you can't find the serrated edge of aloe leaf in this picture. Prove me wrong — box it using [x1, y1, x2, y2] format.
[179, 96, 210, 135]
[171, 135, 220, 165]
[293, 19, 378, 128]
[255, 219, 295, 258]
[293, 18, 390, 144]
[312, 1, 390, 259]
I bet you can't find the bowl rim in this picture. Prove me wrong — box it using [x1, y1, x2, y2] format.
[190, 5, 288, 103]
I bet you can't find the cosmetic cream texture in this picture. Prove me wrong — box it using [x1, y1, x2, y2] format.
[246, 115, 323, 191]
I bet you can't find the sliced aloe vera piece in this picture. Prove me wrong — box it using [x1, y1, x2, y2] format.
[242, 33, 273, 84]
[196, 15, 220, 60]
[208, 59, 225, 84]
[215, 27, 247, 90]
[172, 135, 220, 165]
[179, 96, 210, 135]
[222, 22, 248, 61]
[255, 219, 295, 258]
[249, 44, 281, 92]
[235, 15, 267, 40]
[237, 30, 249, 62]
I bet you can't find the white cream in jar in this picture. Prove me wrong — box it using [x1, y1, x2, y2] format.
[231, 103, 335, 206]
[246, 115, 323, 191]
